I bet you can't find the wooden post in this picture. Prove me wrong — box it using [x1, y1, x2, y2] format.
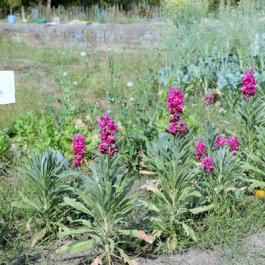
[21, 5, 25, 21]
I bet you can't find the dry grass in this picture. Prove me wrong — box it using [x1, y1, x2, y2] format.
[0, 41, 164, 129]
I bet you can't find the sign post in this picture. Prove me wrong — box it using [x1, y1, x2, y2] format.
[0, 71, 15, 105]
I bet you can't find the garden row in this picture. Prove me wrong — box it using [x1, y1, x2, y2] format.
[1, 66, 265, 264]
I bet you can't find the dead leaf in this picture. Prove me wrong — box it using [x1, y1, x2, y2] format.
[91, 252, 105, 265]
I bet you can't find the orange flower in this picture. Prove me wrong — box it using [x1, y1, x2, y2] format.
[256, 190, 265, 199]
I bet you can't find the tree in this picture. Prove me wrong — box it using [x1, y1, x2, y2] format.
[5, 0, 21, 14]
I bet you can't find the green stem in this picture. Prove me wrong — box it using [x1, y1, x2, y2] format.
[104, 220, 111, 265]
[105, 241, 112, 265]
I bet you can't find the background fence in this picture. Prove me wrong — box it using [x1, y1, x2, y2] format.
[0, 4, 162, 23]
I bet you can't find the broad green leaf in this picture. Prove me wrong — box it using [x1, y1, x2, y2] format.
[182, 223, 196, 241]
[189, 204, 215, 214]
[58, 226, 95, 237]
[138, 200, 160, 213]
[56, 239, 96, 254]
[63, 197, 93, 216]
[241, 164, 264, 175]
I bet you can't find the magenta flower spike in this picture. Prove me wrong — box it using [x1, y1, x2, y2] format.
[72, 134, 87, 168]
[99, 114, 119, 156]
[202, 157, 214, 174]
[195, 141, 207, 160]
[167, 88, 189, 137]
[242, 68, 257, 100]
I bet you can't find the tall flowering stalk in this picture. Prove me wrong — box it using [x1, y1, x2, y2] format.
[167, 88, 189, 136]
[99, 114, 119, 156]
[242, 68, 257, 100]
[73, 134, 87, 168]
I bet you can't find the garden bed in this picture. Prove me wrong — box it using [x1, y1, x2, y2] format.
[1, 1, 265, 264]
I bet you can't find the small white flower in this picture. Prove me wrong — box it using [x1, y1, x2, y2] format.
[80, 51, 87, 57]
[73, 81, 78, 86]
[63, 72, 68, 77]
[127, 82, 133, 87]
[130, 97, 135, 101]
[219, 108, 226, 114]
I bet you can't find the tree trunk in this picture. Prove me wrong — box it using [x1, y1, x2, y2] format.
[46, 0, 51, 19]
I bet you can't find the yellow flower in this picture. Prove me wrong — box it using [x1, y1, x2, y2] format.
[256, 190, 265, 199]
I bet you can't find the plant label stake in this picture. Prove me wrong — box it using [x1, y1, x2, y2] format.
[0, 71, 15, 105]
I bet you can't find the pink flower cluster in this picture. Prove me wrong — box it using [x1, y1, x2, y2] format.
[215, 135, 239, 156]
[72, 134, 87, 168]
[203, 91, 217, 105]
[242, 69, 257, 100]
[167, 88, 189, 136]
[99, 114, 119, 156]
[195, 141, 207, 160]
[202, 157, 214, 174]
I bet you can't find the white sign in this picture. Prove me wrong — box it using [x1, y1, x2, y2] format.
[0, 71, 15, 105]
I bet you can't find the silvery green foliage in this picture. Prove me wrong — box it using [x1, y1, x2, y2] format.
[141, 133, 213, 253]
[235, 97, 265, 151]
[200, 147, 241, 202]
[252, 33, 265, 57]
[58, 156, 152, 264]
[158, 51, 243, 92]
[242, 126, 265, 186]
[12, 148, 71, 233]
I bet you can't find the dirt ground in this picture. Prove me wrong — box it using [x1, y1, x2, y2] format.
[139, 232, 265, 265]
[11, 231, 265, 265]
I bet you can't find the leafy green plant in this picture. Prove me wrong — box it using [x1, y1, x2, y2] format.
[12, 149, 70, 240]
[14, 112, 59, 153]
[58, 72, 78, 124]
[241, 126, 265, 188]
[158, 52, 242, 95]
[58, 123, 98, 162]
[196, 123, 242, 204]
[0, 130, 11, 158]
[235, 97, 265, 152]
[198, 147, 242, 205]
[141, 134, 213, 253]
[57, 156, 152, 264]
[14, 112, 98, 162]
